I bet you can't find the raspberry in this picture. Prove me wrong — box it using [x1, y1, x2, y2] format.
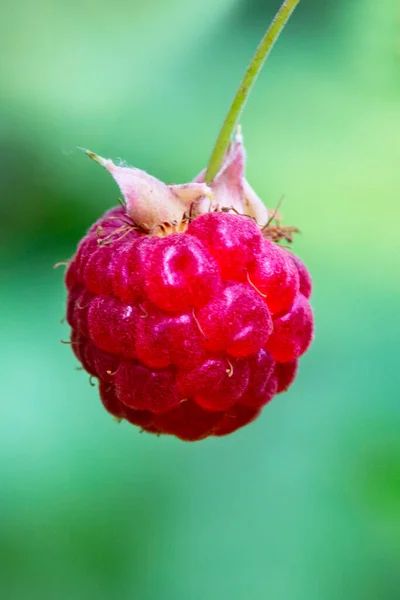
[64, 133, 314, 441]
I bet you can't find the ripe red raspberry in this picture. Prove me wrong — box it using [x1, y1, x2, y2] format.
[64, 134, 314, 441]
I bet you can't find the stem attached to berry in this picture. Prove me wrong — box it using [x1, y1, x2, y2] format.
[204, 0, 300, 184]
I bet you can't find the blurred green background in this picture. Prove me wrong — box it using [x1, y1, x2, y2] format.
[1, 0, 400, 598]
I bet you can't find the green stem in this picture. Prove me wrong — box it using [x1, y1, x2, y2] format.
[204, 0, 300, 184]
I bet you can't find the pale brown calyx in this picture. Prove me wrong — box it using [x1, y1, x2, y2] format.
[84, 149, 212, 230]
[84, 130, 280, 232]
[193, 129, 270, 226]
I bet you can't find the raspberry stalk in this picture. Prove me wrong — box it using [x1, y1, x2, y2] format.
[205, 0, 300, 184]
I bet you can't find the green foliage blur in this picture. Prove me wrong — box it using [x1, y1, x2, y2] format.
[1, 0, 400, 598]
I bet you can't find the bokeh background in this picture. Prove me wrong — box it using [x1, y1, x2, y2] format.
[1, 0, 400, 598]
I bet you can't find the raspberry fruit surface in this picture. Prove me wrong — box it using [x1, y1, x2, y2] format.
[64, 135, 314, 441]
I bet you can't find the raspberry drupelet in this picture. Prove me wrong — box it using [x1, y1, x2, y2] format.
[65, 132, 314, 441]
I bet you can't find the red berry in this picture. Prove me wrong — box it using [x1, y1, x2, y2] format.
[64, 137, 314, 441]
